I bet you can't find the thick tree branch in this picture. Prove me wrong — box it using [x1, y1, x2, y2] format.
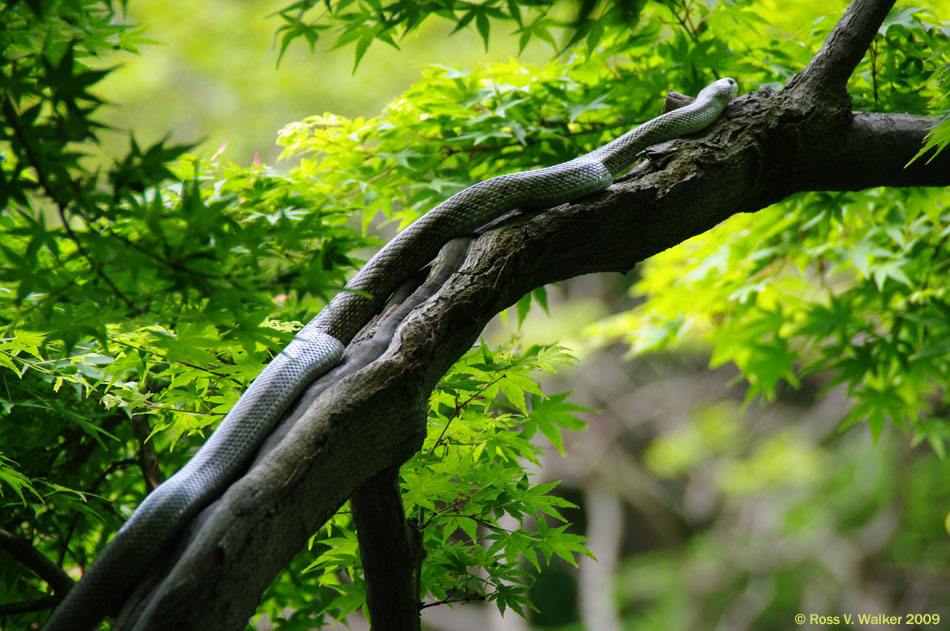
[792, 112, 950, 191]
[660, 98, 948, 193]
[113, 242, 472, 631]
[0, 595, 61, 616]
[785, 0, 896, 101]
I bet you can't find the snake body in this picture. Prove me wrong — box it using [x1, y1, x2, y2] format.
[43, 77, 736, 631]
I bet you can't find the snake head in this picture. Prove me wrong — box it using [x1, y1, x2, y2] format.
[706, 77, 739, 103]
[696, 77, 738, 108]
[721, 77, 739, 100]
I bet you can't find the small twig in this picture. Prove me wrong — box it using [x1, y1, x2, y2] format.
[0, 595, 61, 616]
[427, 374, 505, 455]
[55, 206, 140, 313]
[419, 592, 486, 609]
[57, 458, 139, 568]
[139, 403, 218, 416]
[110, 339, 232, 379]
[130, 416, 164, 491]
[869, 39, 880, 107]
[0, 528, 74, 594]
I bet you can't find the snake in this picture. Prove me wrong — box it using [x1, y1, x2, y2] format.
[42, 77, 737, 631]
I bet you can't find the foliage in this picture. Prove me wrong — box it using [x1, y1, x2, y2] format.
[580, 3, 950, 444]
[911, 46, 950, 162]
[273, 1, 798, 231]
[0, 2, 597, 628]
[1, 1, 366, 627]
[587, 186, 950, 447]
[274, 0, 645, 68]
[587, 13, 950, 452]
[96, 0, 526, 167]
[865, 5, 950, 162]
[257, 341, 592, 627]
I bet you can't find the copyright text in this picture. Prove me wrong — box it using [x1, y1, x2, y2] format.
[794, 613, 941, 626]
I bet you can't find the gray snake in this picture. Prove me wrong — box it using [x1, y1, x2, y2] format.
[43, 77, 737, 631]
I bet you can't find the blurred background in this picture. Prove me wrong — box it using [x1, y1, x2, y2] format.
[95, 0, 552, 165]
[93, 1, 950, 629]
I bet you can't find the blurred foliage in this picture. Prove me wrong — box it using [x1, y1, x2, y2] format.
[911, 45, 950, 163]
[2, 0, 950, 629]
[586, 188, 950, 451]
[92, 0, 555, 165]
[616, 405, 950, 631]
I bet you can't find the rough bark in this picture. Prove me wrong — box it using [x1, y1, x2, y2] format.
[74, 0, 950, 629]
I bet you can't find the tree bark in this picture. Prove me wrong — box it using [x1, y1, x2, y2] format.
[351, 467, 424, 631]
[106, 0, 950, 628]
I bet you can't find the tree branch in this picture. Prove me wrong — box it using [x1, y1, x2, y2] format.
[112, 76, 950, 628]
[792, 112, 950, 191]
[0, 529, 74, 595]
[785, 0, 897, 101]
[113, 241, 472, 631]
[351, 467, 424, 631]
[130, 416, 164, 492]
[0, 595, 62, 616]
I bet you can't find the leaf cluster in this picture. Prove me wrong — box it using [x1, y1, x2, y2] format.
[587, 185, 950, 448]
[577, 2, 950, 450]
[276, 0, 810, 237]
[258, 340, 592, 627]
[273, 0, 647, 69]
[0, 3, 372, 625]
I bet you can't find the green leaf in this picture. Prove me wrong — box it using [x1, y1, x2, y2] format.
[353, 30, 375, 72]
[523, 392, 591, 455]
[476, 11, 491, 51]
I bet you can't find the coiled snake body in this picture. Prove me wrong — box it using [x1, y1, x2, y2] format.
[44, 77, 737, 631]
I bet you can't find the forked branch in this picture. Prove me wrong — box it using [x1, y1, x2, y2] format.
[785, 0, 897, 101]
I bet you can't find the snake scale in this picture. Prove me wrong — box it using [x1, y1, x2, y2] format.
[43, 77, 737, 631]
